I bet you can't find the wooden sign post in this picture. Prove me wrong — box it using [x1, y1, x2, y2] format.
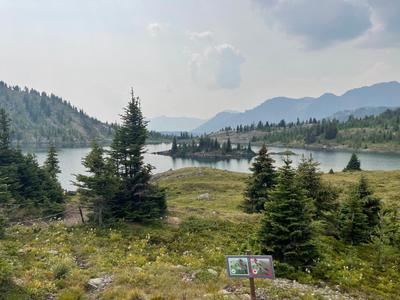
[247, 251, 257, 300]
[226, 252, 275, 300]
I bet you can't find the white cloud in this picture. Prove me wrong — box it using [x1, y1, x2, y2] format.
[187, 30, 214, 42]
[360, 0, 400, 47]
[189, 43, 245, 89]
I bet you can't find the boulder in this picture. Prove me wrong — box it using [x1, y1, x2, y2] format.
[87, 275, 113, 290]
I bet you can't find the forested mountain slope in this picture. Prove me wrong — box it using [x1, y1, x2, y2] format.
[194, 81, 400, 133]
[0, 81, 115, 147]
[211, 107, 400, 151]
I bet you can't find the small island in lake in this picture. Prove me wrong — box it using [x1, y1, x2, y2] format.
[269, 150, 297, 156]
[155, 136, 256, 160]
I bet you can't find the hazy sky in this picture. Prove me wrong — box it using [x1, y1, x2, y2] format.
[1, 0, 399, 122]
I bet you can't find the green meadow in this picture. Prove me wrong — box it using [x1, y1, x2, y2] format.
[1, 168, 400, 299]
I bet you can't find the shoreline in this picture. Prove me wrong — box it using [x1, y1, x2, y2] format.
[251, 142, 400, 155]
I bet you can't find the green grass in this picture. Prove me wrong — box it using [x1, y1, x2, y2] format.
[1, 167, 400, 299]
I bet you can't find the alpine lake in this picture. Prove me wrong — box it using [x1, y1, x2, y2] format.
[28, 143, 400, 190]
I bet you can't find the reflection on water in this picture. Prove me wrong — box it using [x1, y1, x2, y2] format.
[30, 143, 400, 190]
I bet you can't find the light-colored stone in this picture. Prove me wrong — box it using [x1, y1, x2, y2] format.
[87, 278, 103, 288]
[197, 193, 210, 200]
[207, 268, 218, 276]
[87, 275, 113, 290]
[164, 216, 182, 225]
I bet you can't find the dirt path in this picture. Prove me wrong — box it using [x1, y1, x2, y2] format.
[63, 202, 89, 226]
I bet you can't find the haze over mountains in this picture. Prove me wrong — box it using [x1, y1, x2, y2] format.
[147, 115, 205, 132]
[193, 81, 400, 133]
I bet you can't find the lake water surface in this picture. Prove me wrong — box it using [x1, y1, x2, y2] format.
[30, 143, 400, 190]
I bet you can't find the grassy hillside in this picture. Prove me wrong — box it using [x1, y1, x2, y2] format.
[0, 82, 115, 147]
[1, 168, 400, 299]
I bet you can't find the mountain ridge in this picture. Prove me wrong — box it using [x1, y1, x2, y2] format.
[193, 81, 400, 133]
[0, 81, 115, 147]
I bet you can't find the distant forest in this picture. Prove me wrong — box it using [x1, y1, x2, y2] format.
[216, 108, 400, 150]
[0, 82, 116, 147]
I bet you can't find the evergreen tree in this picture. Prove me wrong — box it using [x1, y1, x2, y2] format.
[259, 157, 317, 269]
[0, 174, 11, 205]
[343, 153, 361, 171]
[356, 176, 382, 230]
[247, 142, 252, 153]
[0, 211, 6, 238]
[297, 155, 338, 221]
[339, 176, 381, 244]
[171, 136, 178, 154]
[75, 140, 119, 225]
[109, 89, 166, 221]
[226, 138, 232, 153]
[241, 144, 275, 213]
[0, 108, 10, 150]
[43, 144, 61, 179]
[0, 109, 64, 218]
[339, 189, 369, 245]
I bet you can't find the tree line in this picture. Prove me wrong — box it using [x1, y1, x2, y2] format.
[243, 145, 399, 272]
[221, 108, 400, 148]
[170, 135, 254, 157]
[0, 108, 64, 232]
[0, 81, 115, 147]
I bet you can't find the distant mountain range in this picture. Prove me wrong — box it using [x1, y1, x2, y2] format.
[193, 81, 400, 133]
[0, 81, 115, 147]
[329, 107, 391, 122]
[147, 115, 205, 132]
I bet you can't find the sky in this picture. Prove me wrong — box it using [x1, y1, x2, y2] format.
[0, 0, 399, 123]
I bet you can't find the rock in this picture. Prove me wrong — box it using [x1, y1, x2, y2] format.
[207, 268, 218, 276]
[87, 278, 103, 288]
[12, 278, 24, 286]
[223, 285, 236, 293]
[87, 275, 113, 290]
[164, 216, 182, 225]
[197, 193, 210, 200]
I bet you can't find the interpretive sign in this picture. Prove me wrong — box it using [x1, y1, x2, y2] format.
[226, 255, 275, 279]
[226, 256, 250, 277]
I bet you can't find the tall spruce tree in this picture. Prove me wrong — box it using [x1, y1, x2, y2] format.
[241, 144, 275, 213]
[297, 155, 339, 222]
[356, 176, 382, 231]
[343, 153, 361, 171]
[43, 144, 61, 179]
[75, 140, 119, 225]
[339, 176, 381, 244]
[259, 157, 317, 269]
[109, 89, 166, 221]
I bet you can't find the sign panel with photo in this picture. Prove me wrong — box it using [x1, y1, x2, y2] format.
[226, 256, 250, 277]
[249, 256, 275, 279]
[226, 255, 275, 279]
